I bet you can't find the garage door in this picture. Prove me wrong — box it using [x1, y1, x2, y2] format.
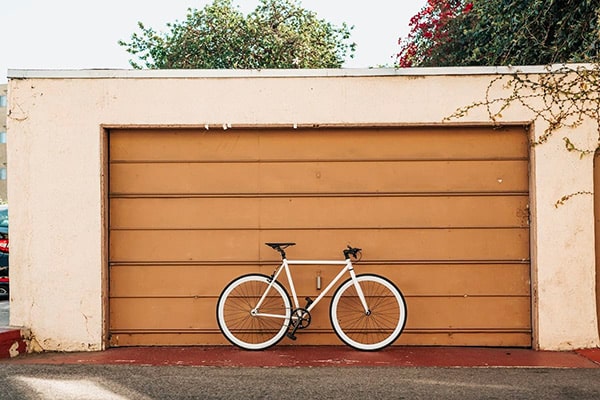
[108, 126, 531, 347]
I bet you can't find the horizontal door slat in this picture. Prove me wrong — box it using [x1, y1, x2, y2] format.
[110, 196, 529, 229]
[109, 331, 532, 347]
[109, 297, 530, 331]
[110, 126, 528, 162]
[110, 160, 528, 195]
[109, 264, 531, 298]
[406, 297, 531, 329]
[109, 228, 530, 263]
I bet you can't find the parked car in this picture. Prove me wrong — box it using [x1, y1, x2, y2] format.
[0, 205, 8, 299]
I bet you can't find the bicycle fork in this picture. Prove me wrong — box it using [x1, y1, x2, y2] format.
[348, 266, 371, 316]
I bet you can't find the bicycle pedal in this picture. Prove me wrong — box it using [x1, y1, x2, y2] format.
[304, 297, 313, 307]
[286, 333, 297, 340]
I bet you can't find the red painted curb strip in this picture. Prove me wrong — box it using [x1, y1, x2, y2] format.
[2, 345, 600, 368]
[0, 328, 27, 359]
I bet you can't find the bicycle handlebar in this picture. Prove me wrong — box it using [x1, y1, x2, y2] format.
[343, 246, 362, 260]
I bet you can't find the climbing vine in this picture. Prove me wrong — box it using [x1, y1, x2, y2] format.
[444, 63, 600, 206]
[446, 64, 600, 148]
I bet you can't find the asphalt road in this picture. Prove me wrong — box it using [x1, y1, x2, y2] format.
[0, 364, 599, 400]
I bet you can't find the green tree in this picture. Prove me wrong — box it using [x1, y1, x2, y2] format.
[398, 0, 600, 67]
[119, 0, 355, 69]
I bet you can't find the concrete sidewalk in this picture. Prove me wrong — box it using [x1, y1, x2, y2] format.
[1, 338, 599, 368]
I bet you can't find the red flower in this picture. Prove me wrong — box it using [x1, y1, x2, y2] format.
[397, 0, 471, 67]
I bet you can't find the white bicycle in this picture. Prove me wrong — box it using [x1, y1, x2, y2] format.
[216, 243, 407, 351]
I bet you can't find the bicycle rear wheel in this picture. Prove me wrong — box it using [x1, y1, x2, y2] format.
[216, 274, 291, 350]
[330, 274, 407, 351]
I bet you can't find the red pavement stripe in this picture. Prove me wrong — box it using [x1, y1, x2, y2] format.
[1, 346, 599, 368]
[575, 348, 600, 366]
[0, 328, 27, 359]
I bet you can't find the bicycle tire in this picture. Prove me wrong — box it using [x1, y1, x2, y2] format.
[330, 274, 407, 351]
[216, 274, 291, 350]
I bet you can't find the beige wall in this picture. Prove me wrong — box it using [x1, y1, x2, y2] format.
[6, 67, 600, 351]
[0, 84, 7, 202]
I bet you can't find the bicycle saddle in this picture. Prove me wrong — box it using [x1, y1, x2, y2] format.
[265, 242, 296, 249]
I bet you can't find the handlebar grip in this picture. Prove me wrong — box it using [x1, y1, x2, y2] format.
[343, 246, 362, 259]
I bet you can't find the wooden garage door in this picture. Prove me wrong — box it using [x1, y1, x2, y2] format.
[108, 126, 531, 347]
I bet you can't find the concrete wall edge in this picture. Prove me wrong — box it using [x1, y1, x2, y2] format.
[6, 64, 595, 80]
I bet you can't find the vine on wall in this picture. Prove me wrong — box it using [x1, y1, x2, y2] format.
[444, 64, 600, 207]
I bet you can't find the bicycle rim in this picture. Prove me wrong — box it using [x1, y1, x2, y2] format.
[330, 274, 407, 351]
[216, 274, 291, 350]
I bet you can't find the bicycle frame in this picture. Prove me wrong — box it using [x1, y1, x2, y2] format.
[252, 258, 370, 319]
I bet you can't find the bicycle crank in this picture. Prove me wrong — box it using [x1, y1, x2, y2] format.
[286, 308, 311, 340]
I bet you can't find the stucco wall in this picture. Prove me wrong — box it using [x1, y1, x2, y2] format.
[6, 67, 600, 351]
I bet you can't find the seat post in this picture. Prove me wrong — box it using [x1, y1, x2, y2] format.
[276, 246, 287, 259]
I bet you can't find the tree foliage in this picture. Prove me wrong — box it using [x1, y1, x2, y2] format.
[398, 0, 600, 67]
[119, 0, 355, 69]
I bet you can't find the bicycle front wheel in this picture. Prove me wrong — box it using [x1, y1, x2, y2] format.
[216, 274, 291, 350]
[330, 274, 407, 351]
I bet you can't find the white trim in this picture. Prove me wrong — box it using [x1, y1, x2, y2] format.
[6, 64, 594, 80]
